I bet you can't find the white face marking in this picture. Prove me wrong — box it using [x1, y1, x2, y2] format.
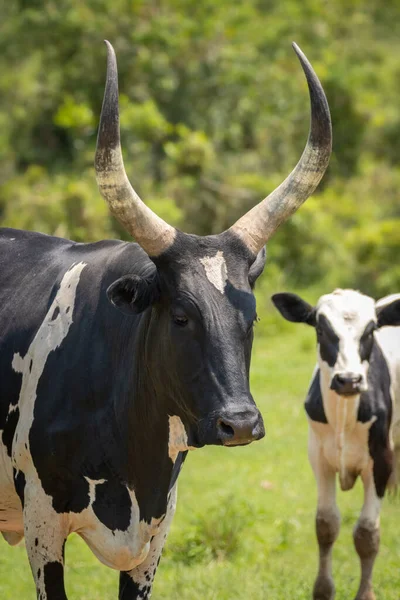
[200, 251, 228, 295]
[317, 289, 376, 389]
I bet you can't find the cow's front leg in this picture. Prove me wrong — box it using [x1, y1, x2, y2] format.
[24, 481, 69, 600]
[119, 484, 177, 599]
[309, 430, 340, 600]
[353, 466, 381, 600]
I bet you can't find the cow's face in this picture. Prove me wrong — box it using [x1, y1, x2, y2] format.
[107, 232, 266, 447]
[314, 291, 377, 395]
[95, 42, 333, 446]
[272, 290, 400, 397]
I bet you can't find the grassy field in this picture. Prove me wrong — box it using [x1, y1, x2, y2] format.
[1, 323, 399, 599]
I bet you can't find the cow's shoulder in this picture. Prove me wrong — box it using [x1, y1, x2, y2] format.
[305, 368, 327, 424]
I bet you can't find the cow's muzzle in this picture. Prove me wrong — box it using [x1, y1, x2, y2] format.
[330, 372, 365, 396]
[215, 407, 265, 446]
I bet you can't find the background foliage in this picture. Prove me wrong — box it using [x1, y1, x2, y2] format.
[1, 0, 399, 299]
[1, 2, 400, 599]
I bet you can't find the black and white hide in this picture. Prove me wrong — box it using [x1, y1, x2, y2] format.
[272, 289, 400, 600]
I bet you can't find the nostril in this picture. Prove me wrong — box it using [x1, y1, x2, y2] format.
[353, 374, 362, 383]
[217, 419, 235, 439]
[336, 374, 346, 384]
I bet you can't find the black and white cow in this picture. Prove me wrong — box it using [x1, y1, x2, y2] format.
[0, 41, 332, 600]
[272, 289, 400, 600]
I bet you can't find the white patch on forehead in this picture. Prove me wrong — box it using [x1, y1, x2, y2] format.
[199, 251, 228, 295]
[317, 289, 376, 331]
[168, 416, 189, 463]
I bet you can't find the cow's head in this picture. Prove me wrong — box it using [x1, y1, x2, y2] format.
[95, 41, 332, 447]
[272, 290, 400, 397]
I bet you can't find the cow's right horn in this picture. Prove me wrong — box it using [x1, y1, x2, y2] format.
[229, 43, 332, 256]
[95, 41, 176, 257]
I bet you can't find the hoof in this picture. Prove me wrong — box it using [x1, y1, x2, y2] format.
[313, 576, 335, 600]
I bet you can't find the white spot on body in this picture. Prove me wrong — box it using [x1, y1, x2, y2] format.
[123, 483, 178, 596]
[200, 251, 228, 295]
[76, 482, 164, 571]
[168, 416, 189, 463]
[13, 262, 87, 470]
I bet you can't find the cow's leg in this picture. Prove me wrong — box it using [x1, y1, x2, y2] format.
[24, 482, 68, 600]
[309, 432, 340, 600]
[119, 484, 177, 599]
[353, 467, 381, 600]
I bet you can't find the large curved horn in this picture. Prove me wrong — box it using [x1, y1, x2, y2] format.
[95, 41, 176, 257]
[229, 43, 332, 256]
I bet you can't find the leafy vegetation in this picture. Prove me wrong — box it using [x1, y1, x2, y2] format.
[1, 1, 399, 298]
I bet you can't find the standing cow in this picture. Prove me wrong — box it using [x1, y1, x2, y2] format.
[272, 289, 400, 600]
[0, 42, 332, 599]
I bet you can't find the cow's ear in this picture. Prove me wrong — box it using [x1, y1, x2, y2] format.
[107, 275, 160, 316]
[271, 292, 316, 326]
[249, 247, 267, 288]
[376, 297, 400, 328]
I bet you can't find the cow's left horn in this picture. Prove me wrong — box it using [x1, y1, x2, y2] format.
[95, 41, 176, 257]
[229, 43, 332, 256]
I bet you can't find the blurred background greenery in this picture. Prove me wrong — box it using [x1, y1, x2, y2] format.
[1, 0, 399, 301]
[1, 3, 400, 598]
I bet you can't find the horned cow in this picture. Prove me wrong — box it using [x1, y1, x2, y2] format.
[272, 289, 400, 600]
[0, 42, 332, 599]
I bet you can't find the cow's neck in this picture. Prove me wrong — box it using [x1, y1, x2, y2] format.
[112, 310, 186, 523]
[320, 377, 361, 434]
[319, 368, 361, 485]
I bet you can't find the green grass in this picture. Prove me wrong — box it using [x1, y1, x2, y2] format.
[1, 327, 400, 599]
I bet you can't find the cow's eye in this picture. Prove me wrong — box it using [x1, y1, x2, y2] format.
[172, 313, 189, 327]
